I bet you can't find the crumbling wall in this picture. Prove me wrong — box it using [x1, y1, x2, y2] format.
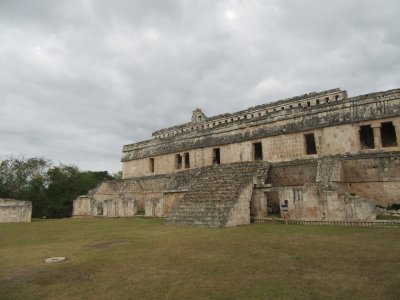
[250, 188, 267, 219]
[0, 198, 32, 223]
[340, 154, 400, 206]
[166, 162, 270, 227]
[267, 160, 318, 186]
[72, 196, 99, 216]
[103, 198, 137, 217]
[122, 89, 400, 178]
[276, 186, 376, 221]
[267, 155, 382, 221]
[145, 198, 165, 217]
[163, 192, 185, 215]
[225, 183, 253, 227]
[92, 176, 169, 211]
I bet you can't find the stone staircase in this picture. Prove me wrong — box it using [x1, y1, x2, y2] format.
[166, 161, 269, 227]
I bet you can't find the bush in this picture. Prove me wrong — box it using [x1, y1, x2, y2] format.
[0, 156, 115, 218]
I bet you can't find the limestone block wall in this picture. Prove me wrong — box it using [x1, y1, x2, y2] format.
[0, 199, 32, 223]
[250, 188, 267, 219]
[103, 198, 137, 217]
[72, 196, 98, 216]
[122, 118, 400, 179]
[89, 176, 170, 211]
[318, 125, 360, 155]
[72, 169, 200, 218]
[164, 192, 185, 215]
[264, 132, 307, 161]
[316, 157, 343, 186]
[267, 160, 318, 186]
[340, 154, 400, 206]
[225, 183, 253, 227]
[145, 198, 165, 217]
[122, 88, 400, 178]
[277, 186, 376, 221]
[277, 185, 320, 220]
[325, 192, 376, 221]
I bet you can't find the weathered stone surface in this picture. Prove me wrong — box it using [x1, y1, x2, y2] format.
[122, 88, 400, 168]
[72, 196, 99, 216]
[166, 162, 270, 227]
[0, 198, 32, 223]
[145, 198, 164, 217]
[103, 197, 137, 217]
[74, 87, 400, 225]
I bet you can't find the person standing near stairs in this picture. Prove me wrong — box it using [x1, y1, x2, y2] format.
[280, 200, 289, 225]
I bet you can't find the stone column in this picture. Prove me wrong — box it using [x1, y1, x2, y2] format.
[181, 153, 185, 169]
[371, 123, 382, 149]
[393, 120, 400, 146]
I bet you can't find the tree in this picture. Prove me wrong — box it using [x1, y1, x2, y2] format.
[0, 156, 50, 199]
[0, 156, 114, 218]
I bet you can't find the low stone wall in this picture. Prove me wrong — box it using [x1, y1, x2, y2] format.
[273, 184, 376, 221]
[73, 196, 96, 216]
[0, 198, 32, 223]
[145, 198, 165, 217]
[376, 206, 400, 217]
[103, 198, 137, 217]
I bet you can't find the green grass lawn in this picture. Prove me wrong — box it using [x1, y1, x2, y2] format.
[0, 218, 399, 300]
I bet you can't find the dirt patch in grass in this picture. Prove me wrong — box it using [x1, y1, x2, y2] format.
[87, 239, 129, 250]
[0, 267, 44, 288]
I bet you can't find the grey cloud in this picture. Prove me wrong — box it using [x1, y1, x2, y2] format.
[1, 0, 399, 172]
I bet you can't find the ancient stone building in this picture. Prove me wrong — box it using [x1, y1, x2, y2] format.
[73, 88, 400, 226]
[0, 199, 32, 223]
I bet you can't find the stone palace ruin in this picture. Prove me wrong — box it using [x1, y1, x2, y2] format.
[73, 88, 400, 227]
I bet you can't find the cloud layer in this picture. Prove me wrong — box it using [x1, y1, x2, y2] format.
[1, 0, 399, 172]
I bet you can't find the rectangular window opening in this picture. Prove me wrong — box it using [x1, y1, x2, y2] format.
[381, 122, 397, 147]
[184, 153, 190, 169]
[149, 158, 154, 173]
[253, 142, 263, 161]
[175, 154, 182, 170]
[212, 148, 221, 165]
[359, 125, 375, 149]
[316, 99, 320, 104]
[305, 133, 317, 155]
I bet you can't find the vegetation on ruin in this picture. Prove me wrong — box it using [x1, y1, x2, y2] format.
[0, 157, 116, 218]
[1, 218, 399, 300]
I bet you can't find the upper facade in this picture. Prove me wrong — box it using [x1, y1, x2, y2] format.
[121, 88, 400, 179]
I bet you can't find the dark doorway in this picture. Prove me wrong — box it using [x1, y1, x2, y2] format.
[305, 133, 317, 155]
[213, 148, 220, 164]
[184, 153, 190, 169]
[176, 154, 182, 169]
[253, 142, 263, 161]
[149, 158, 154, 173]
[359, 125, 374, 149]
[266, 191, 281, 217]
[381, 122, 397, 147]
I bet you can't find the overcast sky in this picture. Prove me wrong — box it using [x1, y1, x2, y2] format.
[1, 0, 399, 173]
